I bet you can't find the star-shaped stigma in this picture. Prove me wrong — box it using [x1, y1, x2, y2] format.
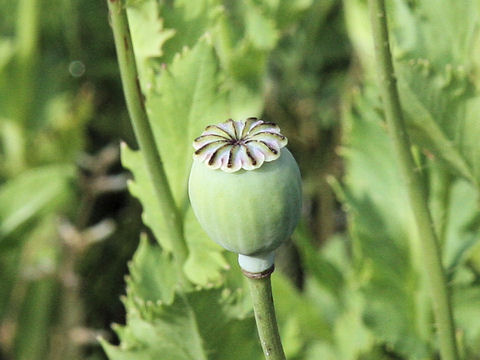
[193, 118, 288, 173]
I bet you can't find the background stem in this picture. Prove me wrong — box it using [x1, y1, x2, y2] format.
[106, 0, 189, 278]
[246, 274, 286, 360]
[367, 1, 459, 359]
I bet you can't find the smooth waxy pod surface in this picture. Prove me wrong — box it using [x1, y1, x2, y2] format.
[188, 118, 302, 273]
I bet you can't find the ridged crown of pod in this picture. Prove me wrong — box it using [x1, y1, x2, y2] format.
[188, 118, 302, 273]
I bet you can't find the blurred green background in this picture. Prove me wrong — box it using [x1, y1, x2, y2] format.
[2, 0, 480, 359]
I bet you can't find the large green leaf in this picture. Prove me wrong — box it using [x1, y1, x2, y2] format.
[103, 289, 261, 360]
[341, 88, 432, 358]
[126, 0, 175, 87]
[102, 237, 261, 360]
[147, 38, 230, 210]
[126, 235, 178, 306]
[183, 207, 229, 286]
[102, 295, 209, 360]
[120, 144, 173, 252]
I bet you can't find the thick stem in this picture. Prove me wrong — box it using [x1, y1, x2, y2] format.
[246, 272, 286, 360]
[106, 0, 189, 277]
[367, 1, 459, 359]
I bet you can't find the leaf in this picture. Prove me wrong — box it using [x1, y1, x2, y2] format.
[127, 235, 177, 306]
[443, 180, 480, 270]
[102, 222, 259, 360]
[0, 164, 74, 247]
[103, 286, 261, 360]
[126, 0, 175, 87]
[146, 35, 265, 210]
[389, 0, 480, 186]
[183, 207, 229, 286]
[120, 143, 172, 252]
[390, 0, 479, 64]
[453, 286, 480, 355]
[147, 38, 230, 211]
[333, 291, 375, 360]
[244, 1, 278, 50]
[340, 88, 432, 358]
[294, 224, 345, 299]
[159, 0, 223, 65]
[397, 62, 476, 184]
[103, 295, 208, 360]
[272, 273, 332, 358]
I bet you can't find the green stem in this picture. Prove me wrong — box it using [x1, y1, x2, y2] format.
[246, 274, 286, 360]
[367, 1, 459, 359]
[106, 0, 188, 278]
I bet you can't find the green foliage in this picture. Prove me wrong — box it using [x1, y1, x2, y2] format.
[341, 89, 432, 358]
[102, 236, 261, 360]
[0, 164, 74, 247]
[346, 0, 480, 187]
[127, 236, 178, 305]
[147, 38, 229, 209]
[0, 1, 98, 359]
[108, 0, 480, 359]
[121, 143, 229, 286]
[341, 0, 480, 358]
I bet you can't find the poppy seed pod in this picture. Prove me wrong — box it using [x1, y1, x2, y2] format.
[188, 118, 302, 273]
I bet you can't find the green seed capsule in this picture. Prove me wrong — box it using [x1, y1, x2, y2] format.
[188, 118, 302, 273]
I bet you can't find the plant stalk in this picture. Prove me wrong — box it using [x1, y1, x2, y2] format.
[246, 272, 286, 360]
[106, 0, 189, 277]
[367, 1, 459, 359]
